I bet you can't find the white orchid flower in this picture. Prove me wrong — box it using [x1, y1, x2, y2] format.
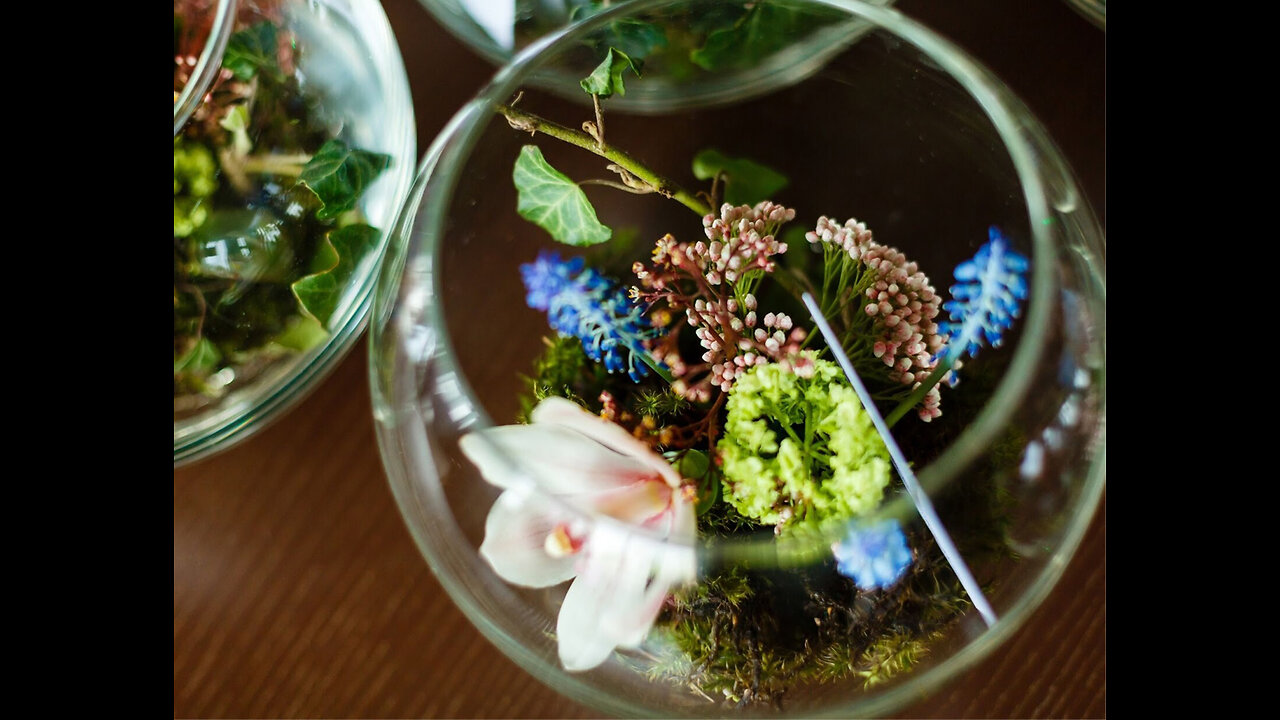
[459, 397, 697, 672]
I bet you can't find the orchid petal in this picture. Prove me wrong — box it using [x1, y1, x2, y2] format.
[478, 489, 578, 588]
[555, 528, 664, 670]
[574, 480, 675, 526]
[460, 423, 658, 495]
[532, 397, 684, 489]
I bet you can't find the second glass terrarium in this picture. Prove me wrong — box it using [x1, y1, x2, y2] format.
[372, 0, 1105, 715]
[173, 0, 415, 464]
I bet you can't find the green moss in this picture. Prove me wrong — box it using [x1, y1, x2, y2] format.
[646, 528, 972, 707]
[630, 387, 691, 419]
[516, 334, 609, 421]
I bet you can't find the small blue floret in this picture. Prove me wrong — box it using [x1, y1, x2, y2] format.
[832, 518, 913, 591]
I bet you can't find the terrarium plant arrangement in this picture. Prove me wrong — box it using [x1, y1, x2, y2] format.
[174, 0, 410, 462]
[454, 45, 1032, 705]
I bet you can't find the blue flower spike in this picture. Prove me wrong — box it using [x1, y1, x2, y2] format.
[937, 226, 1030, 363]
[832, 518, 913, 591]
[520, 251, 660, 382]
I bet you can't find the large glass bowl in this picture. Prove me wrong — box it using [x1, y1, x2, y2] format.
[173, 0, 416, 465]
[371, 0, 1105, 715]
[417, 0, 896, 112]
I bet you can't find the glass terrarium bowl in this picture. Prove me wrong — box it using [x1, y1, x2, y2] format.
[417, 0, 896, 112]
[371, 0, 1105, 716]
[1065, 0, 1106, 29]
[173, 0, 415, 465]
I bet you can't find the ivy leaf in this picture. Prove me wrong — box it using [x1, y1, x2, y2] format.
[692, 148, 789, 206]
[174, 337, 221, 375]
[223, 21, 279, 81]
[513, 145, 612, 247]
[272, 314, 329, 351]
[291, 224, 381, 327]
[690, 2, 839, 72]
[219, 105, 252, 156]
[580, 48, 639, 98]
[298, 139, 392, 221]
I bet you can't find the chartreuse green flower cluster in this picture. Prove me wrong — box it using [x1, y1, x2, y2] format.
[718, 353, 891, 532]
[173, 137, 218, 238]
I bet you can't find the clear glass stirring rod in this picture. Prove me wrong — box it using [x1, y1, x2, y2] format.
[802, 292, 997, 628]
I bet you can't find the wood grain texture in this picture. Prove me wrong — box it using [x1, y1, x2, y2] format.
[175, 0, 1105, 716]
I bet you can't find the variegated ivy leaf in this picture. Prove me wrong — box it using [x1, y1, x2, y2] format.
[513, 145, 612, 247]
[292, 223, 380, 327]
[580, 47, 639, 98]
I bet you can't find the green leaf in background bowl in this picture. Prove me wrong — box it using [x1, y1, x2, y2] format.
[298, 140, 391, 221]
[691, 2, 838, 72]
[513, 145, 612, 247]
[692, 148, 789, 206]
[572, 5, 668, 68]
[223, 21, 279, 81]
[174, 337, 222, 375]
[291, 223, 380, 327]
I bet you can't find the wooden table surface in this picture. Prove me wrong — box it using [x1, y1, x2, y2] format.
[174, 0, 1106, 717]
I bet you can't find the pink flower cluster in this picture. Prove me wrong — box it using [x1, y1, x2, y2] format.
[671, 293, 808, 399]
[679, 202, 795, 285]
[807, 217, 947, 421]
[633, 202, 806, 401]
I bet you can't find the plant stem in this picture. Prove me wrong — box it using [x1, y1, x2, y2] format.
[633, 345, 675, 383]
[498, 103, 712, 217]
[884, 353, 954, 427]
[241, 152, 312, 176]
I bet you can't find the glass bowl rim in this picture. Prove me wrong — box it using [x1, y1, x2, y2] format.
[174, 0, 239, 137]
[415, 0, 902, 114]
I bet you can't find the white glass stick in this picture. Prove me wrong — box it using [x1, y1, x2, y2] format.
[801, 292, 997, 628]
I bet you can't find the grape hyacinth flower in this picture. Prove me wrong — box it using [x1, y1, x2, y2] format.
[883, 226, 1030, 427]
[521, 251, 660, 382]
[832, 518, 913, 591]
[937, 226, 1030, 364]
